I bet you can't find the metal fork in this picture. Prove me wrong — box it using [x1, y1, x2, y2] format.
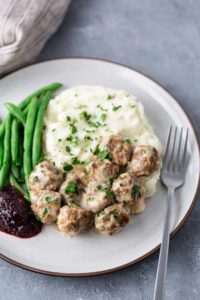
[153, 126, 189, 300]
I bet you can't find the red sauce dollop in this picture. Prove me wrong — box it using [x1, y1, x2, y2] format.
[0, 186, 42, 238]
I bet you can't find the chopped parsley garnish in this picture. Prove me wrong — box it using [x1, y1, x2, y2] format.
[88, 120, 101, 128]
[112, 105, 122, 111]
[66, 146, 71, 153]
[65, 181, 79, 194]
[63, 163, 73, 172]
[75, 104, 87, 109]
[67, 136, 73, 142]
[67, 135, 79, 146]
[70, 124, 77, 134]
[93, 145, 112, 160]
[67, 117, 77, 134]
[68, 202, 74, 208]
[97, 185, 115, 201]
[97, 149, 112, 160]
[33, 176, 40, 183]
[107, 94, 114, 100]
[84, 135, 93, 142]
[101, 113, 107, 122]
[42, 208, 48, 217]
[80, 111, 91, 121]
[97, 104, 108, 111]
[44, 196, 60, 204]
[86, 197, 93, 202]
[58, 138, 62, 142]
[113, 210, 121, 223]
[132, 184, 141, 199]
[52, 128, 56, 132]
[134, 139, 138, 142]
[72, 157, 84, 165]
[93, 144, 100, 155]
[124, 139, 131, 144]
[109, 178, 113, 186]
[129, 104, 136, 108]
[99, 211, 106, 216]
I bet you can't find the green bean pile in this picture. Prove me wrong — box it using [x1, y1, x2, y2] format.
[0, 83, 63, 201]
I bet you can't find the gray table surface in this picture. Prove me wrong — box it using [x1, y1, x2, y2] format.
[1, 0, 200, 299]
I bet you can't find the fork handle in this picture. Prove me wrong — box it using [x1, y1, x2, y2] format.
[153, 187, 174, 300]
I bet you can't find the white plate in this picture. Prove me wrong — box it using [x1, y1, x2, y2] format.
[0, 58, 199, 276]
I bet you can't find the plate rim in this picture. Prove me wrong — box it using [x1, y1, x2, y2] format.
[0, 56, 199, 277]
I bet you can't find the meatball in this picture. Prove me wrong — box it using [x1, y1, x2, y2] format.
[80, 181, 115, 213]
[128, 145, 160, 177]
[29, 160, 63, 191]
[30, 190, 61, 224]
[100, 135, 133, 166]
[88, 156, 119, 184]
[71, 165, 89, 186]
[128, 197, 146, 215]
[95, 203, 130, 235]
[112, 172, 145, 204]
[59, 173, 85, 205]
[57, 204, 93, 237]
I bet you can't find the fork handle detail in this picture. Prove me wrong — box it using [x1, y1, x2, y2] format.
[153, 187, 174, 300]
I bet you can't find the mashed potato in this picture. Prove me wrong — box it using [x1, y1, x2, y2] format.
[43, 86, 162, 197]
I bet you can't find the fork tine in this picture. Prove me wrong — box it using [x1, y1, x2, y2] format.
[181, 128, 189, 170]
[163, 126, 172, 167]
[175, 127, 183, 172]
[169, 127, 177, 171]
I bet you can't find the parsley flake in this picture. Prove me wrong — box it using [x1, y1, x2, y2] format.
[72, 157, 84, 165]
[101, 113, 107, 122]
[132, 184, 141, 199]
[63, 163, 73, 172]
[107, 95, 114, 100]
[129, 104, 136, 109]
[65, 181, 79, 194]
[112, 105, 122, 111]
[80, 111, 91, 121]
[97, 104, 108, 112]
[42, 208, 48, 217]
[70, 124, 77, 134]
[97, 185, 115, 201]
[66, 146, 71, 153]
[97, 149, 112, 160]
[33, 176, 40, 183]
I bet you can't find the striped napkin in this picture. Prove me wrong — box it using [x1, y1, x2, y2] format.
[0, 0, 71, 77]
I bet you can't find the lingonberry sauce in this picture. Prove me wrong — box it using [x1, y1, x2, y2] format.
[0, 186, 41, 238]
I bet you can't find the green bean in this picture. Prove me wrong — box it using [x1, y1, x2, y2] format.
[23, 105, 29, 115]
[0, 115, 12, 189]
[18, 82, 62, 110]
[32, 91, 52, 168]
[18, 136, 24, 167]
[9, 174, 30, 202]
[0, 123, 5, 138]
[19, 165, 25, 183]
[0, 82, 62, 138]
[0, 133, 4, 169]
[11, 119, 20, 165]
[5, 103, 26, 126]
[11, 164, 20, 180]
[23, 96, 38, 187]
